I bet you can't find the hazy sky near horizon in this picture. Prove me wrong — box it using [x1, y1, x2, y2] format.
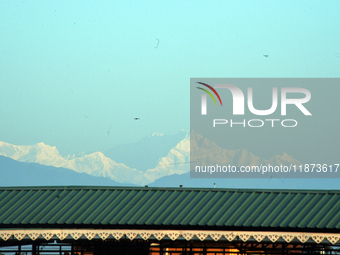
[0, 1, 339, 156]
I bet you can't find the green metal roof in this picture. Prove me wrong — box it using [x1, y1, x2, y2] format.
[0, 186, 340, 232]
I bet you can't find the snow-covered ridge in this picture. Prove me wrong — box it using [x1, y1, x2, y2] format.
[148, 132, 164, 137]
[0, 141, 142, 184]
[0, 132, 300, 185]
[0, 141, 63, 165]
[0, 139, 191, 185]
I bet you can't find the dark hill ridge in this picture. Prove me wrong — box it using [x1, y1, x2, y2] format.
[0, 156, 134, 187]
[148, 172, 340, 190]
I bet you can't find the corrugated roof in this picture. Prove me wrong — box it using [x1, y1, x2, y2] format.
[0, 186, 340, 232]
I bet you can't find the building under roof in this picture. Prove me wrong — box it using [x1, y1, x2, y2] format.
[0, 186, 340, 255]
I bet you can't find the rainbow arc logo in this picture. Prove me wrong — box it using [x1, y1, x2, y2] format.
[196, 82, 222, 106]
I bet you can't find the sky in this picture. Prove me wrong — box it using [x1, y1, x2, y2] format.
[0, 0, 339, 156]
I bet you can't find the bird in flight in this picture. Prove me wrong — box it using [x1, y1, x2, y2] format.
[154, 38, 160, 49]
[263, 54, 269, 58]
[134, 118, 140, 120]
[107, 125, 112, 137]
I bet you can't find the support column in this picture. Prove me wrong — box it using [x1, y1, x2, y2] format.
[32, 243, 37, 255]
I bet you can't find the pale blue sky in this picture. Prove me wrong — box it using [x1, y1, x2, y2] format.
[0, 0, 339, 156]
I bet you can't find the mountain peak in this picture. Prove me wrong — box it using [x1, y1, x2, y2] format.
[87, 151, 106, 158]
[148, 132, 164, 137]
[36, 142, 49, 147]
[32, 142, 59, 153]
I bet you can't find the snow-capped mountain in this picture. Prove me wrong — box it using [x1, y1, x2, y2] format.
[66, 152, 143, 184]
[104, 130, 188, 172]
[0, 130, 301, 186]
[0, 136, 190, 185]
[264, 153, 301, 166]
[145, 133, 190, 181]
[0, 141, 143, 184]
[190, 131, 301, 167]
[148, 132, 164, 137]
[0, 142, 66, 167]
